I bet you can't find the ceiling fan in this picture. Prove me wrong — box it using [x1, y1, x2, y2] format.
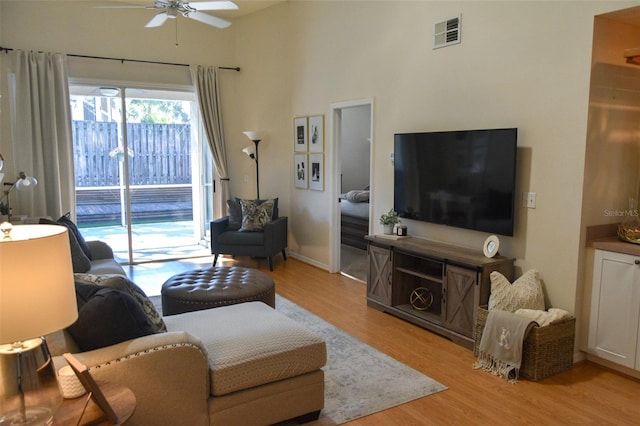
[100, 1, 239, 29]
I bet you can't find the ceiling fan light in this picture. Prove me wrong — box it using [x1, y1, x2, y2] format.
[167, 7, 178, 18]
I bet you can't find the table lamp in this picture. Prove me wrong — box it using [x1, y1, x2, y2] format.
[0, 223, 77, 425]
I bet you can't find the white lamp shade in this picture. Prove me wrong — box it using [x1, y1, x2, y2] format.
[0, 225, 77, 344]
[242, 131, 264, 142]
[15, 175, 37, 190]
[242, 145, 256, 158]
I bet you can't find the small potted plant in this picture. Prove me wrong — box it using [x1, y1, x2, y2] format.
[109, 146, 134, 161]
[379, 209, 400, 235]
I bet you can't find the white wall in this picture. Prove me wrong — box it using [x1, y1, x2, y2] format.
[226, 2, 292, 208]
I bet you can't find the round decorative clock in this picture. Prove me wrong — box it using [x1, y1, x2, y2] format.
[483, 235, 500, 258]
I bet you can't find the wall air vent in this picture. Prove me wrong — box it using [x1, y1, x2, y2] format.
[433, 15, 461, 49]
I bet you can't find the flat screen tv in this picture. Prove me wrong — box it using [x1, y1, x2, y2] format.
[394, 128, 517, 236]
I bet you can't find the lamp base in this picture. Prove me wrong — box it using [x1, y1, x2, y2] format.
[0, 406, 53, 425]
[0, 338, 61, 426]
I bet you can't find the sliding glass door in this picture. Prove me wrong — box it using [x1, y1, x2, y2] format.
[70, 84, 213, 264]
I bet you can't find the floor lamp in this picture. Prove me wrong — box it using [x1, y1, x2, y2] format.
[242, 131, 264, 199]
[0, 223, 77, 425]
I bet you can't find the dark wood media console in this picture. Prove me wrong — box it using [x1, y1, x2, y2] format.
[366, 235, 515, 349]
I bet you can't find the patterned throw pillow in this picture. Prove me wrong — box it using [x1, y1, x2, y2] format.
[239, 199, 274, 232]
[488, 269, 545, 312]
[74, 273, 167, 332]
[235, 197, 279, 219]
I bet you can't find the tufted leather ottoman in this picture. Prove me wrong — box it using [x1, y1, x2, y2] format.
[161, 266, 275, 315]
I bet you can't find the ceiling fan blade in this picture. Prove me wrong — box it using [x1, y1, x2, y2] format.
[145, 12, 169, 28]
[189, 1, 238, 11]
[187, 10, 231, 28]
[95, 5, 155, 9]
[95, 0, 170, 10]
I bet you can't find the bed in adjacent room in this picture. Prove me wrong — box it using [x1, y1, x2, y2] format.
[340, 189, 370, 250]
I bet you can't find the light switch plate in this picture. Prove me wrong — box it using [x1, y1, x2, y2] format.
[523, 192, 536, 209]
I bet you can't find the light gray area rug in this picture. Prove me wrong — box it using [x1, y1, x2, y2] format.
[150, 294, 447, 424]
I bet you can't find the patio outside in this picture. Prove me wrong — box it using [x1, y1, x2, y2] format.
[79, 220, 211, 264]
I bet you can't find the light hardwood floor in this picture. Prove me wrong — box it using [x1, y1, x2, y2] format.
[270, 258, 640, 425]
[136, 255, 640, 425]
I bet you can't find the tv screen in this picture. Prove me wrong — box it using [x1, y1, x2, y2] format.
[394, 128, 517, 236]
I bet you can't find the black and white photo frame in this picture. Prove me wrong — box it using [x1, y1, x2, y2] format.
[309, 153, 324, 191]
[294, 117, 308, 152]
[294, 153, 308, 189]
[293, 114, 324, 191]
[308, 115, 324, 153]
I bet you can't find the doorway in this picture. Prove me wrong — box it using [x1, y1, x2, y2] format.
[69, 84, 212, 264]
[331, 99, 373, 280]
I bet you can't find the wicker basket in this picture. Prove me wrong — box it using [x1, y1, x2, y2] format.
[617, 222, 640, 244]
[474, 306, 575, 381]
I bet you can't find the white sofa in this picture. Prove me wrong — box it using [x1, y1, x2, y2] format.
[84, 240, 127, 275]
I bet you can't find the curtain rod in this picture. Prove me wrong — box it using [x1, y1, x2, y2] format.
[0, 46, 240, 71]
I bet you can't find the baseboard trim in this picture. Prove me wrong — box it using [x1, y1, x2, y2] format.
[288, 253, 329, 272]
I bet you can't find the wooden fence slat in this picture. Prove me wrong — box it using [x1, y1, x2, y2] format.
[72, 120, 194, 225]
[72, 120, 191, 187]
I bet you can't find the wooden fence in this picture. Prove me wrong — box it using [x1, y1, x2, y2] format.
[73, 120, 192, 187]
[73, 120, 194, 225]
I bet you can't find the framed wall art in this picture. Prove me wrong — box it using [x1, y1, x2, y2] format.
[308, 115, 324, 153]
[294, 153, 308, 189]
[294, 117, 308, 152]
[309, 153, 324, 191]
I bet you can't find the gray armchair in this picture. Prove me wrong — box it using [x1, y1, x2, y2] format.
[210, 216, 288, 271]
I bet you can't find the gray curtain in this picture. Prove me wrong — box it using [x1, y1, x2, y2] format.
[190, 65, 230, 218]
[7, 50, 74, 218]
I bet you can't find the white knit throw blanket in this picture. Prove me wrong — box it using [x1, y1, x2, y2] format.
[474, 309, 538, 383]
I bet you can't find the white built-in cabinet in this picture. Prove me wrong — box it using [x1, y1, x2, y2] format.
[588, 249, 640, 370]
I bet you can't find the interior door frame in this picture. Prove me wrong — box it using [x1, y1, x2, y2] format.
[329, 98, 374, 273]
